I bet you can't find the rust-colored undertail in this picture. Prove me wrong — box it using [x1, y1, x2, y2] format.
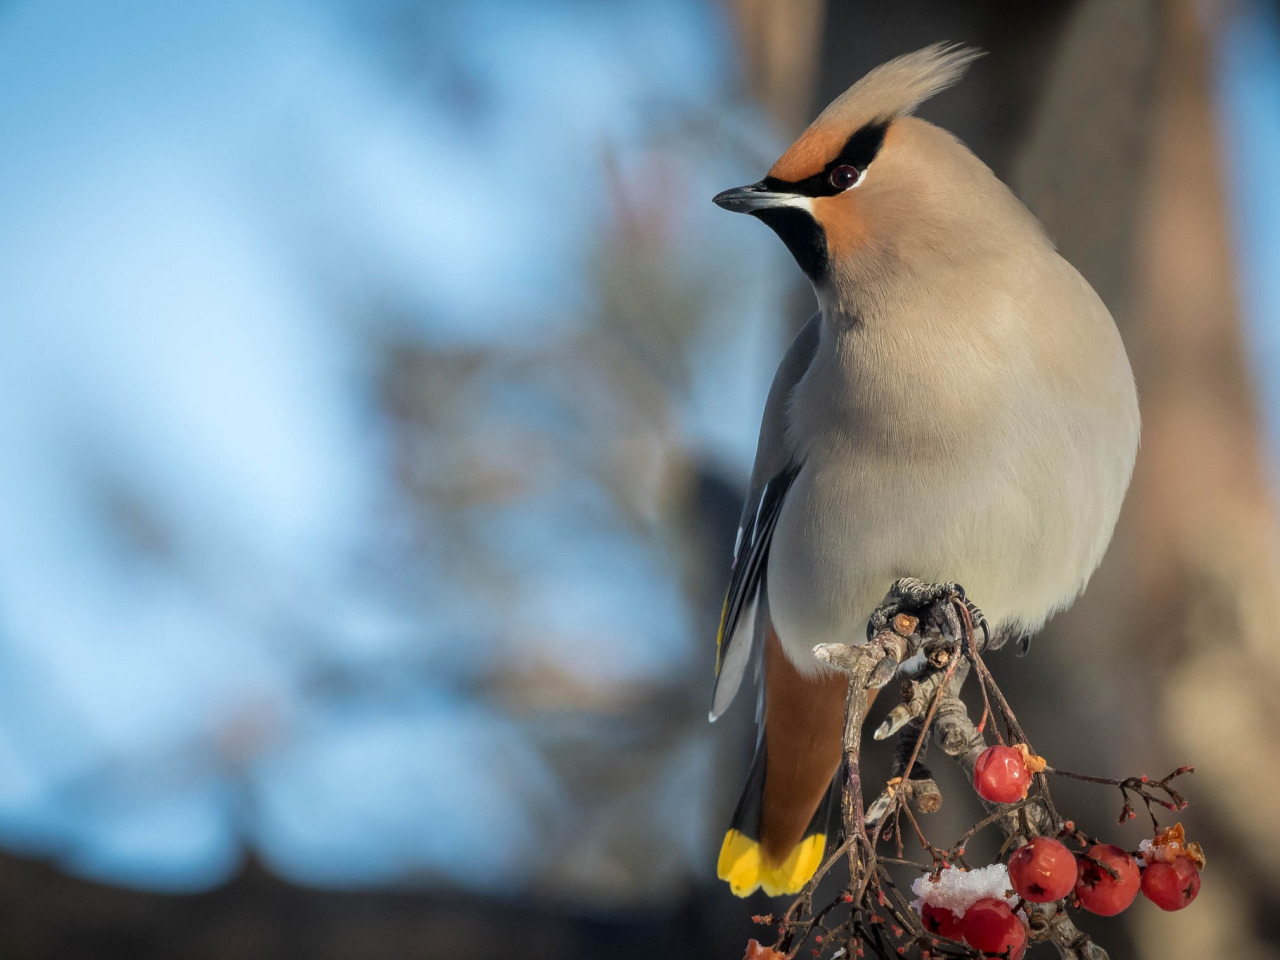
[718, 626, 877, 897]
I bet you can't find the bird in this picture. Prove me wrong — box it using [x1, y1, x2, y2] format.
[709, 44, 1140, 898]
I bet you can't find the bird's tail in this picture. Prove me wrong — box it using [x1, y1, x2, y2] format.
[717, 742, 840, 897]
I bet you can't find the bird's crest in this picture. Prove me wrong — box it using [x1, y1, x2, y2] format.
[770, 43, 982, 182]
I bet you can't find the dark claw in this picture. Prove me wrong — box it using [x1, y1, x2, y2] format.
[866, 655, 899, 689]
[1017, 633, 1032, 656]
[874, 703, 914, 741]
[865, 791, 894, 827]
[963, 598, 990, 646]
[866, 613, 885, 641]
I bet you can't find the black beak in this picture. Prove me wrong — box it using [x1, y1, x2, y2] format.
[712, 181, 802, 214]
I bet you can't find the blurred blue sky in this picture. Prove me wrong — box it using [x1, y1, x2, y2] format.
[0, 0, 784, 893]
[1220, 1, 1280, 446]
[0, 0, 1277, 896]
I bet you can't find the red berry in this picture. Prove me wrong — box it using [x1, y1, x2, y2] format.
[1074, 844, 1140, 916]
[1141, 856, 1201, 910]
[1008, 837, 1076, 902]
[973, 745, 1032, 803]
[920, 903, 964, 940]
[962, 898, 1027, 959]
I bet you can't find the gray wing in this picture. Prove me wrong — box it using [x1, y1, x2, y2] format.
[710, 312, 820, 721]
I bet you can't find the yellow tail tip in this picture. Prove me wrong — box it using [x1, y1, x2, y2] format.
[717, 830, 826, 898]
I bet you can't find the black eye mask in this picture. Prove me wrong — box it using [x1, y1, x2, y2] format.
[763, 118, 891, 198]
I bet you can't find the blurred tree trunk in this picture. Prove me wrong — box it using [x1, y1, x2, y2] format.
[1122, 3, 1280, 956]
[813, 1, 1073, 182]
[1013, 1, 1280, 958]
[721, 0, 826, 137]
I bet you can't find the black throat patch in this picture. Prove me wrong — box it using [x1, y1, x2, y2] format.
[752, 207, 829, 280]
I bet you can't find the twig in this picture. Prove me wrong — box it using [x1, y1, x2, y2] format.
[1047, 765, 1193, 829]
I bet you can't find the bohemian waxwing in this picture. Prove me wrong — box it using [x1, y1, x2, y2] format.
[709, 44, 1139, 897]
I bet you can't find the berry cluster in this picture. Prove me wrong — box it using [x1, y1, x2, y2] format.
[972, 745, 1203, 917]
[900, 745, 1204, 958]
[746, 592, 1202, 960]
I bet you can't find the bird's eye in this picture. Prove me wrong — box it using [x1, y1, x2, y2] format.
[829, 165, 862, 190]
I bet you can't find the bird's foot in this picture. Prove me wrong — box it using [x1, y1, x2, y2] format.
[866, 578, 965, 638]
[865, 578, 991, 647]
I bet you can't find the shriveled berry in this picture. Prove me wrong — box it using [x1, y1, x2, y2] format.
[1008, 837, 1076, 902]
[1141, 856, 1201, 911]
[1075, 843, 1140, 916]
[962, 898, 1026, 959]
[973, 745, 1032, 803]
[920, 902, 964, 940]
